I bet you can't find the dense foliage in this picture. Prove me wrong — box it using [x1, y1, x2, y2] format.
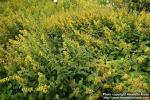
[0, 0, 150, 99]
[112, 0, 150, 11]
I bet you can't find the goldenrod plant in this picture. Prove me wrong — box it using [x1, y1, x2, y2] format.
[0, 0, 150, 99]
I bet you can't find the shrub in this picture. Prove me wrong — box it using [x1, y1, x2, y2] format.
[111, 0, 150, 11]
[0, 0, 150, 99]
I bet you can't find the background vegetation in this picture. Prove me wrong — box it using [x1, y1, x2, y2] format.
[0, 0, 150, 99]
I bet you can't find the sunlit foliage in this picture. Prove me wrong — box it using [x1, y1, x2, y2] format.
[0, 0, 150, 99]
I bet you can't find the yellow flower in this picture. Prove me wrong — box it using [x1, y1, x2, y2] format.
[32, 63, 37, 70]
[73, 87, 80, 96]
[0, 77, 12, 83]
[144, 47, 150, 53]
[121, 74, 129, 79]
[114, 84, 124, 92]
[36, 85, 49, 93]
[137, 56, 145, 64]
[94, 77, 102, 84]
[75, 31, 81, 36]
[85, 88, 94, 94]
[107, 70, 112, 76]
[38, 72, 46, 81]
[15, 75, 24, 83]
[63, 51, 69, 60]
[25, 55, 32, 62]
[104, 84, 110, 88]
[22, 87, 33, 93]
[138, 75, 143, 80]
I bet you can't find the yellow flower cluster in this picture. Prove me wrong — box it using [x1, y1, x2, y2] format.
[121, 74, 129, 79]
[144, 47, 150, 54]
[114, 83, 124, 92]
[118, 41, 130, 54]
[0, 77, 10, 83]
[62, 41, 70, 61]
[32, 62, 37, 71]
[0, 76, 14, 83]
[19, 29, 29, 37]
[35, 85, 49, 93]
[15, 75, 24, 83]
[73, 41, 81, 50]
[103, 27, 112, 41]
[63, 51, 69, 61]
[38, 72, 46, 81]
[74, 30, 81, 36]
[9, 39, 20, 45]
[79, 34, 93, 46]
[25, 55, 32, 62]
[93, 76, 102, 84]
[38, 72, 48, 86]
[72, 87, 80, 97]
[137, 56, 146, 64]
[125, 76, 149, 92]
[104, 83, 110, 88]
[85, 88, 94, 95]
[22, 87, 33, 93]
